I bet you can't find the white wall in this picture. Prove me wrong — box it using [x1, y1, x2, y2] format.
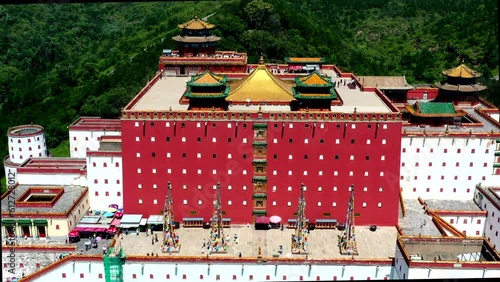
[8, 132, 47, 164]
[393, 244, 409, 280]
[17, 172, 87, 187]
[69, 131, 121, 158]
[408, 267, 500, 279]
[26, 260, 393, 282]
[86, 155, 123, 211]
[439, 214, 486, 237]
[400, 137, 500, 200]
[474, 188, 500, 250]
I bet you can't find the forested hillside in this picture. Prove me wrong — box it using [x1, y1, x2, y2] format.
[0, 0, 498, 186]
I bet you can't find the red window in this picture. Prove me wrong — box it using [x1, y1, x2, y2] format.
[105, 192, 109, 196]
[19, 148, 22, 151]
[20, 263, 24, 268]
[471, 149, 475, 153]
[402, 148, 406, 152]
[29, 147, 32, 151]
[457, 148, 461, 153]
[413, 188, 417, 192]
[456, 162, 459, 167]
[453, 188, 457, 192]
[94, 179, 98, 184]
[56, 225, 60, 230]
[469, 162, 473, 167]
[477, 219, 481, 224]
[426, 188, 430, 192]
[73, 136, 76, 140]
[95, 191, 99, 196]
[444, 149, 447, 153]
[430, 148, 433, 153]
[166, 274, 170, 279]
[442, 162, 446, 167]
[117, 192, 121, 196]
[80, 273, 84, 278]
[463, 219, 468, 224]
[415, 162, 419, 167]
[450, 219, 454, 224]
[439, 188, 443, 192]
[484, 163, 487, 167]
[18, 139, 21, 143]
[427, 175, 431, 180]
[476, 231, 480, 235]
[36, 263, 40, 268]
[115, 162, 120, 167]
[150, 274, 154, 279]
[74, 147, 78, 151]
[116, 180, 121, 184]
[62, 273, 66, 278]
[99, 274, 103, 279]
[401, 162, 405, 167]
[400, 176, 404, 180]
[249, 275, 253, 280]
[85, 137, 89, 141]
[416, 148, 420, 153]
[133, 274, 137, 279]
[414, 176, 418, 180]
[93, 162, 96, 167]
[38, 145, 41, 149]
[466, 188, 470, 193]
[104, 179, 108, 184]
[482, 176, 486, 181]
[428, 162, 432, 167]
[485, 149, 489, 154]
[103, 162, 107, 167]
[468, 176, 472, 180]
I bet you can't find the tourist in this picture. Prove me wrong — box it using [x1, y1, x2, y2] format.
[136, 228, 139, 236]
[155, 234, 158, 242]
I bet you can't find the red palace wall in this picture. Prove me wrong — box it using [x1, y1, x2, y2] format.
[122, 119, 402, 226]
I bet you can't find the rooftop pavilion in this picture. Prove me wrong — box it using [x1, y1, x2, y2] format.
[125, 71, 395, 114]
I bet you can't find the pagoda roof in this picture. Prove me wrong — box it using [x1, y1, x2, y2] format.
[358, 76, 413, 90]
[285, 57, 325, 64]
[437, 82, 487, 92]
[172, 35, 220, 43]
[442, 64, 482, 78]
[295, 71, 334, 87]
[405, 101, 466, 117]
[226, 64, 295, 102]
[178, 16, 215, 30]
[187, 70, 227, 87]
[184, 86, 230, 99]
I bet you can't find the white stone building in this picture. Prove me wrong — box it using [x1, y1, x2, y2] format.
[68, 117, 121, 158]
[474, 185, 500, 250]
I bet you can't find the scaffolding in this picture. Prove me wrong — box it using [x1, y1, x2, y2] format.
[339, 184, 358, 255]
[209, 182, 227, 253]
[104, 247, 125, 282]
[162, 181, 180, 253]
[291, 183, 309, 254]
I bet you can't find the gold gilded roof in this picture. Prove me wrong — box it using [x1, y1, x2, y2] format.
[289, 57, 323, 62]
[442, 64, 481, 78]
[299, 72, 330, 85]
[178, 16, 215, 30]
[193, 71, 224, 85]
[226, 65, 295, 102]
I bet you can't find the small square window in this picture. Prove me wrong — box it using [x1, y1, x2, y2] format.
[289, 138, 293, 143]
[183, 200, 188, 205]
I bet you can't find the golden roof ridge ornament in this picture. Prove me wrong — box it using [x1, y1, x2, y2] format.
[259, 54, 265, 65]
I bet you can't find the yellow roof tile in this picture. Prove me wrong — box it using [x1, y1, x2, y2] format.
[178, 16, 215, 30]
[194, 72, 224, 85]
[299, 72, 330, 85]
[442, 64, 481, 78]
[289, 57, 323, 62]
[226, 66, 295, 102]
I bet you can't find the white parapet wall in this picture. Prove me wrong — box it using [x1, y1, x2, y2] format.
[86, 152, 123, 211]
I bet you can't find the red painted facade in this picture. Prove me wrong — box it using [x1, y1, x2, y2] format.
[122, 118, 401, 226]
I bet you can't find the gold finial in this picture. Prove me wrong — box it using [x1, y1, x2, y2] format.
[258, 104, 262, 112]
[259, 55, 264, 65]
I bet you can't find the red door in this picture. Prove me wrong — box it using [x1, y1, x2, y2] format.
[22, 226, 31, 237]
[38, 226, 46, 238]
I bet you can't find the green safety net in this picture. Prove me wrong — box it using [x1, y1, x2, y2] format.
[104, 247, 125, 282]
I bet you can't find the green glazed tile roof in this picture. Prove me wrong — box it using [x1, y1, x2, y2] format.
[418, 102, 456, 114]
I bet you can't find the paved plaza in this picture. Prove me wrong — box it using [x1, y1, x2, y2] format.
[116, 225, 398, 259]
